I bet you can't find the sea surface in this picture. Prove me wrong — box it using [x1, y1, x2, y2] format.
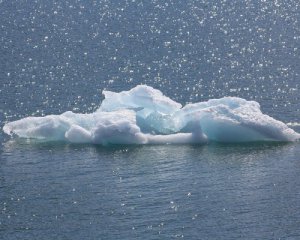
[1, 0, 300, 239]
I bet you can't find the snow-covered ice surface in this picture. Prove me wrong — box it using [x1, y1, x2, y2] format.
[3, 85, 300, 145]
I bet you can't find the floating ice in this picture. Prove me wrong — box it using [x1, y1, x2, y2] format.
[3, 85, 300, 145]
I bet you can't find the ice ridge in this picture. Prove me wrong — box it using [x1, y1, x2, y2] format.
[3, 85, 300, 145]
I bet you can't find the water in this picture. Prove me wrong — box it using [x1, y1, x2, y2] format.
[1, 0, 300, 239]
[1, 142, 300, 239]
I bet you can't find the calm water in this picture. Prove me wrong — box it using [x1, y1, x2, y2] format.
[1, 0, 300, 239]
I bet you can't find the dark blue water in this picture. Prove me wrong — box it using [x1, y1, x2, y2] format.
[1, 0, 300, 239]
[1, 142, 300, 239]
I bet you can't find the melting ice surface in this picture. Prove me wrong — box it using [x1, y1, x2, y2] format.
[3, 85, 300, 145]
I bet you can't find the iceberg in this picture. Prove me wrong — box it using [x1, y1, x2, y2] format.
[3, 85, 300, 145]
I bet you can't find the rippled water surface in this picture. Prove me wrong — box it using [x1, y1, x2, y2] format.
[1, 0, 300, 239]
[2, 141, 300, 239]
